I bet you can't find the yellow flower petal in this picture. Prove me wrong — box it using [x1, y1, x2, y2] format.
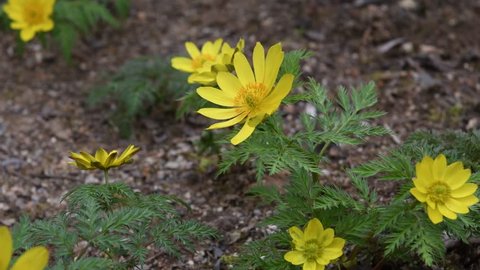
[252, 42, 265, 83]
[445, 168, 471, 190]
[412, 178, 428, 193]
[263, 43, 284, 90]
[415, 156, 434, 187]
[206, 112, 248, 130]
[197, 87, 235, 107]
[427, 206, 443, 224]
[456, 195, 479, 206]
[198, 108, 242, 120]
[230, 115, 263, 145]
[261, 74, 294, 114]
[284, 251, 306, 265]
[450, 183, 478, 198]
[321, 247, 343, 260]
[0, 226, 13, 270]
[11, 246, 49, 270]
[188, 73, 216, 84]
[319, 228, 334, 247]
[304, 218, 323, 241]
[171, 57, 194, 72]
[437, 203, 457, 220]
[444, 198, 469, 214]
[39, 19, 53, 31]
[233, 52, 255, 87]
[185, 42, 200, 58]
[410, 188, 427, 202]
[327, 238, 346, 250]
[288, 226, 305, 246]
[303, 260, 317, 270]
[211, 38, 223, 54]
[315, 256, 329, 265]
[216, 72, 243, 98]
[315, 263, 325, 270]
[20, 28, 35, 42]
[95, 148, 109, 164]
[432, 154, 447, 181]
[426, 197, 436, 209]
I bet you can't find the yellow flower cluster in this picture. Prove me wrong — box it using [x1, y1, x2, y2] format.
[411, 154, 479, 224]
[172, 39, 294, 145]
[285, 218, 345, 270]
[0, 226, 49, 270]
[69, 144, 140, 171]
[171, 38, 244, 85]
[3, 0, 55, 42]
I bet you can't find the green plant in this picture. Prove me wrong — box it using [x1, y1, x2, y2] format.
[88, 56, 191, 138]
[13, 182, 216, 270]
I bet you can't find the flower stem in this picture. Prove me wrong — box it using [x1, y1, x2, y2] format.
[103, 170, 110, 184]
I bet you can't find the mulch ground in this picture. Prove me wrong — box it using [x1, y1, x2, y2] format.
[1, 0, 480, 269]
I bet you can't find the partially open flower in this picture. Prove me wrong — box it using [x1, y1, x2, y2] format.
[3, 0, 55, 42]
[284, 218, 345, 270]
[410, 154, 479, 224]
[0, 226, 49, 270]
[171, 38, 244, 85]
[69, 145, 140, 171]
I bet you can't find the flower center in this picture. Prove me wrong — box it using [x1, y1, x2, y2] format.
[234, 82, 269, 111]
[23, 4, 45, 25]
[191, 54, 216, 69]
[303, 240, 321, 260]
[427, 182, 451, 203]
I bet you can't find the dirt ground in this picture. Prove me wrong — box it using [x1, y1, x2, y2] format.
[1, 0, 480, 269]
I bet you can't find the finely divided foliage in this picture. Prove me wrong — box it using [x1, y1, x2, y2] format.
[13, 183, 216, 270]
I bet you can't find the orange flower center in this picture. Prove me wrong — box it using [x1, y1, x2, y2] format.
[234, 82, 269, 112]
[427, 182, 451, 203]
[23, 4, 45, 25]
[191, 54, 216, 69]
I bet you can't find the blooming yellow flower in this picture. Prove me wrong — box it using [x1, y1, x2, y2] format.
[284, 218, 345, 270]
[3, 0, 55, 42]
[0, 226, 49, 270]
[410, 154, 479, 224]
[196, 42, 294, 145]
[69, 145, 140, 171]
[171, 38, 244, 85]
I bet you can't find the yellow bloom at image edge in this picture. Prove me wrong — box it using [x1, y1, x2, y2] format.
[3, 0, 56, 42]
[0, 226, 49, 270]
[69, 144, 140, 171]
[197, 42, 294, 145]
[284, 218, 345, 270]
[410, 154, 479, 224]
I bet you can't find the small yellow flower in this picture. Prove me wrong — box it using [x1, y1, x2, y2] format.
[284, 218, 345, 270]
[410, 154, 479, 224]
[196, 42, 294, 145]
[171, 38, 244, 85]
[0, 226, 49, 270]
[3, 0, 55, 42]
[69, 145, 140, 171]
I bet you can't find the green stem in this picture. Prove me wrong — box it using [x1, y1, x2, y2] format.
[318, 142, 331, 158]
[104, 170, 110, 184]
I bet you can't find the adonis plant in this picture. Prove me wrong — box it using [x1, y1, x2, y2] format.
[1, 0, 130, 61]
[9, 145, 216, 269]
[169, 39, 480, 269]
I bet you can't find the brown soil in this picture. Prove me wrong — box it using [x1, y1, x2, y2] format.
[1, 0, 480, 269]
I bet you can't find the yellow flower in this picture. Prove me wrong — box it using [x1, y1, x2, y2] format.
[0, 226, 49, 270]
[69, 145, 140, 171]
[171, 38, 244, 85]
[196, 42, 294, 145]
[284, 218, 345, 270]
[3, 0, 55, 42]
[410, 154, 479, 224]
